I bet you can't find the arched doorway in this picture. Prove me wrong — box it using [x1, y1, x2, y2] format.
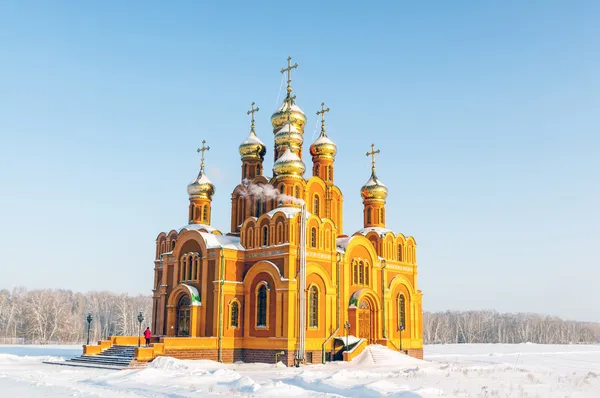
[176, 295, 191, 337]
[358, 299, 375, 344]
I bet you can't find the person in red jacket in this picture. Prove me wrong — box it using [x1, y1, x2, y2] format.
[143, 327, 152, 346]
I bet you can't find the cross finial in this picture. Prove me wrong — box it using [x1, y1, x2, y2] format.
[366, 143, 380, 173]
[247, 102, 259, 131]
[285, 94, 297, 125]
[316, 102, 330, 134]
[197, 140, 210, 172]
[280, 56, 298, 96]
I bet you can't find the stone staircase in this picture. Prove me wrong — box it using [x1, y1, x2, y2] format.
[54, 345, 139, 370]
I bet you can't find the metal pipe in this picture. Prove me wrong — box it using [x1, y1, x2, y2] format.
[218, 248, 225, 362]
[381, 259, 387, 339]
[322, 251, 341, 363]
[297, 204, 307, 363]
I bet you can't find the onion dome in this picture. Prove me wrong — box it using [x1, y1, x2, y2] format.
[239, 130, 266, 160]
[310, 130, 337, 159]
[187, 168, 215, 200]
[360, 170, 388, 201]
[274, 122, 304, 148]
[273, 147, 306, 177]
[271, 99, 306, 131]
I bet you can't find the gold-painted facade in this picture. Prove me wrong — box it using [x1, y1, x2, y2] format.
[150, 59, 423, 364]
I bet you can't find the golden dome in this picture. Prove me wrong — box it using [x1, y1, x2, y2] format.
[360, 170, 388, 201]
[274, 123, 304, 149]
[187, 168, 215, 200]
[239, 130, 266, 160]
[271, 98, 306, 131]
[310, 129, 337, 159]
[273, 147, 305, 177]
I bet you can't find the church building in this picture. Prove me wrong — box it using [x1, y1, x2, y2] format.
[151, 58, 423, 365]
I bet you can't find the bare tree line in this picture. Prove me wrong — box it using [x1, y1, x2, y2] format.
[0, 288, 152, 344]
[424, 311, 600, 344]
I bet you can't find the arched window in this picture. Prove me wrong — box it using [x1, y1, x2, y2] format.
[366, 208, 372, 224]
[398, 245, 403, 261]
[262, 226, 269, 246]
[237, 197, 244, 226]
[171, 240, 176, 251]
[278, 185, 284, 205]
[257, 285, 267, 327]
[311, 227, 317, 248]
[382, 208, 385, 224]
[187, 256, 193, 280]
[243, 164, 247, 178]
[359, 261, 364, 285]
[315, 164, 320, 176]
[327, 166, 332, 181]
[365, 264, 369, 285]
[309, 286, 318, 328]
[353, 261, 358, 284]
[203, 206, 208, 222]
[398, 294, 406, 329]
[255, 199, 260, 217]
[379, 208, 383, 224]
[230, 301, 239, 328]
[247, 227, 254, 248]
[313, 195, 320, 217]
[295, 185, 300, 199]
[194, 206, 199, 220]
[277, 223, 283, 244]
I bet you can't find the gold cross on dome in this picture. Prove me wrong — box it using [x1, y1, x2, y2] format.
[316, 102, 330, 128]
[197, 140, 210, 171]
[247, 102, 259, 127]
[285, 94, 297, 123]
[366, 143, 380, 170]
[281, 56, 298, 93]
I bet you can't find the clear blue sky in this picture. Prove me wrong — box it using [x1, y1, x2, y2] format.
[1, 1, 598, 321]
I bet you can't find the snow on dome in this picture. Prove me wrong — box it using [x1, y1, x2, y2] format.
[274, 147, 302, 164]
[275, 101, 304, 115]
[275, 123, 301, 135]
[189, 172, 213, 186]
[241, 131, 265, 146]
[364, 174, 386, 188]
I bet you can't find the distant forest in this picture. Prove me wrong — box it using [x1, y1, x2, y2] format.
[1, 288, 598, 345]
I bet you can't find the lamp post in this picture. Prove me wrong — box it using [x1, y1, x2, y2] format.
[344, 320, 351, 351]
[137, 312, 144, 348]
[86, 313, 93, 345]
[398, 324, 405, 353]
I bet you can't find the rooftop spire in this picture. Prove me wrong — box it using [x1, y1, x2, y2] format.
[197, 140, 210, 173]
[247, 101, 260, 133]
[366, 143, 380, 175]
[316, 102, 330, 135]
[280, 56, 298, 97]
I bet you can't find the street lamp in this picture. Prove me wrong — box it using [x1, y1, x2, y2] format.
[137, 312, 144, 347]
[398, 324, 405, 353]
[344, 320, 351, 351]
[86, 313, 93, 345]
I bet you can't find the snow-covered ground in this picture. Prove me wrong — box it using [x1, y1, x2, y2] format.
[1, 343, 599, 397]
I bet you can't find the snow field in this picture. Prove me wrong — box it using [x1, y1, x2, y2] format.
[0, 343, 599, 397]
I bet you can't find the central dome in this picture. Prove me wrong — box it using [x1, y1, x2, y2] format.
[273, 147, 305, 177]
[271, 98, 307, 131]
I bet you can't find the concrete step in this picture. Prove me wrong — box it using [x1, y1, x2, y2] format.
[44, 361, 125, 370]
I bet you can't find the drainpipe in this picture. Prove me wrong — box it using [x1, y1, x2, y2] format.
[218, 248, 225, 362]
[381, 259, 387, 339]
[322, 252, 341, 363]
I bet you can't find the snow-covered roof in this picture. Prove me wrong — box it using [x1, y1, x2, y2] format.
[188, 170, 213, 186]
[334, 335, 361, 346]
[363, 174, 386, 188]
[336, 236, 351, 250]
[266, 206, 312, 219]
[312, 132, 335, 146]
[275, 123, 301, 135]
[200, 232, 244, 250]
[274, 148, 303, 165]
[356, 227, 394, 237]
[275, 100, 305, 115]
[178, 223, 219, 234]
[241, 131, 265, 146]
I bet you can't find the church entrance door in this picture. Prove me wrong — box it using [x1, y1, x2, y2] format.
[176, 295, 191, 337]
[358, 299, 374, 344]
